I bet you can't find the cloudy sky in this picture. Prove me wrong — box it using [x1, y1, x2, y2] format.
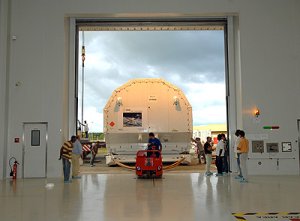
[78, 30, 227, 132]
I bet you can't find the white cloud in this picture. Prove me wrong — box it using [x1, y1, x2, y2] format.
[184, 82, 226, 125]
[78, 106, 103, 132]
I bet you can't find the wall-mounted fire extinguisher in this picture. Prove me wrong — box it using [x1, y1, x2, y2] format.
[9, 157, 19, 179]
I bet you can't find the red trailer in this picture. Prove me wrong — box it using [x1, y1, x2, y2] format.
[135, 149, 163, 178]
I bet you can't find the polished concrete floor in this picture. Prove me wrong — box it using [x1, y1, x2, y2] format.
[1, 173, 300, 221]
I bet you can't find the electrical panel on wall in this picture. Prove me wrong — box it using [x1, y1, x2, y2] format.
[252, 140, 264, 153]
[266, 143, 279, 153]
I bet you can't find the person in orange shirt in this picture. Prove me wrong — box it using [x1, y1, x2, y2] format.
[237, 130, 249, 183]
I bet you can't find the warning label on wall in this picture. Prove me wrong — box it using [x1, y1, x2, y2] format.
[232, 212, 300, 221]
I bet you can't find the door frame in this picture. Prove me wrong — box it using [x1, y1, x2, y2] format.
[22, 122, 48, 178]
[297, 119, 300, 173]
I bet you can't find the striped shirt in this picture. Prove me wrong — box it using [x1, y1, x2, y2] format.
[60, 141, 73, 160]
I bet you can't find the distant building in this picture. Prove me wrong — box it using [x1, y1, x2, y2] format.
[193, 124, 227, 144]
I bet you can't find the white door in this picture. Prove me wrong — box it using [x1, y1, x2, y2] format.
[23, 123, 47, 178]
[298, 119, 300, 173]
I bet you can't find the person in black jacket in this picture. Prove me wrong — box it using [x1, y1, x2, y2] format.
[204, 136, 213, 176]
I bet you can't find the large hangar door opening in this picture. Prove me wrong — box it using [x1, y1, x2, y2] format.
[74, 19, 229, 169]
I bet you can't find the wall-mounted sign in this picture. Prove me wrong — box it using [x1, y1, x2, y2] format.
[282, 142, 292, 152]
[123, 112, 142, 127]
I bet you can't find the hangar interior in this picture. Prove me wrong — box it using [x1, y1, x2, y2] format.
[1, 0, 299, 179]
[0, 0, 300, 220]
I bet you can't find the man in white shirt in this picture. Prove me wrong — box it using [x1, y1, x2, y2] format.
[83, 121, 89, 138]
[215, 134, 225, 176]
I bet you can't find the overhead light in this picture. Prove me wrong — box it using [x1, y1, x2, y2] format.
[116, 97, 123, 106]
[173, 96, 179, 106]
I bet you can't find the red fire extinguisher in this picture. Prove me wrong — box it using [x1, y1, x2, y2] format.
[9, 157, 19, 179]
[13, 160, 19, 179]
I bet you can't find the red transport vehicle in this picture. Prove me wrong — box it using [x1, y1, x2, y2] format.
[135, 149, 163, 178]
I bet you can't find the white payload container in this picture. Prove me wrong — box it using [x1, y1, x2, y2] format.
[103, 78, 193, 165]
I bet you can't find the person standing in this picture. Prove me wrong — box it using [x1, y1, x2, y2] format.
[79, 120, 89, 138]
[90, 141, 100, 167]
[221, 133, 229, 174]
[83, 121, 89, 138]
[215, 134, 224, 176]
[204, 136, 213, 176]
[59, 136, 75, 183]
[147, 132, 162, 157]
[192, 137, 206, 164]
[233, 130, 242, 179]
[237, 130, 249, 183]
[72, 136, 83, 179]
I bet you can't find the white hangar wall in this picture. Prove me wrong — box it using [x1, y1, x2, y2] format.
[0, 0, 299, 179]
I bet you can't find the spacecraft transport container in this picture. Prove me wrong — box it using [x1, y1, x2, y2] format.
[104, 78, 193, 166]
